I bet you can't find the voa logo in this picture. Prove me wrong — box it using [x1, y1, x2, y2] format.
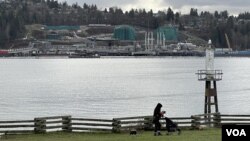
[226, 129, 247, 136]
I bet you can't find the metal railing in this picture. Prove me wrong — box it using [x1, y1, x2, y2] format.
[196, 70, 223, 81]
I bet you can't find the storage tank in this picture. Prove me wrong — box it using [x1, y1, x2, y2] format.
[156, 26, 178, 41]
[113, 25, 136, 41]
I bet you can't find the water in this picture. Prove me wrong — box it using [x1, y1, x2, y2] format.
[0, 57, 250, 120]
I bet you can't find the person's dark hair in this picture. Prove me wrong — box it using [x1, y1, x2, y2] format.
[153, 103, 162, 117]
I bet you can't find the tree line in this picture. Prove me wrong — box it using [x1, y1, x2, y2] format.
[0, 0, 250, 50]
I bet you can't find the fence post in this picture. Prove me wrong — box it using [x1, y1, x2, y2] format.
[207, 113, 211, 127]
[34, 118, 46, 133]
[213, 113, 221, 127]
[62, 116, 72, 132]
[112, 119, 121, 133]
[191, 115, 200, 129]
[144, 117, 153, 131]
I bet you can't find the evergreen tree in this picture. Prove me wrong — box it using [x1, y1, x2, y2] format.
[190, 8, 198, 17]
[166, 7, 174, 22]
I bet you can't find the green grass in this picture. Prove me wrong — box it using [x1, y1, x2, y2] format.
[1, 128, 221, 141]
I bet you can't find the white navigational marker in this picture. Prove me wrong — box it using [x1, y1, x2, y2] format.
[205, 39, 214, 79]
[196, 39, 223, 126]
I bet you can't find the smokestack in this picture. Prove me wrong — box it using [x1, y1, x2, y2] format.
[151, 32, 154, 50]
[157, 32, 159, 46]
[145, 32, 147, 50]
[163, 33, 165, 48]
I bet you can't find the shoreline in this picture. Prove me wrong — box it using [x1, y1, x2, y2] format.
[0, 56, 204, 59]
[1, 55, 250, 59]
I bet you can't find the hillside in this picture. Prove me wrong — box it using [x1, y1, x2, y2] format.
[0, 0, 249, 49]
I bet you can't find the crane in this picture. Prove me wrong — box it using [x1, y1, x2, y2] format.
[225, 33, 232, 51]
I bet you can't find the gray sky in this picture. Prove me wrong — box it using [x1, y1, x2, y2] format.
[58, 0, 250, 15]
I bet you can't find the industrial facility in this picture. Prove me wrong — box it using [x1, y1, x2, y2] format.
[2, 24, 205, 57]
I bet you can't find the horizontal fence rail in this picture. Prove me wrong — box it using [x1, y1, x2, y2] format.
[190, 113, 221, 128]
[34, 115, 71, 133]
[220, 114, 250, 125]
[0, 120, 35, 134]
[113, 115, 193, 132]
[70, 118, 113, 132]
[0, 113, 250, 135]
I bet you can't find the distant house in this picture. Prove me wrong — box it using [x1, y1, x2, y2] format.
[237, 19, 250, 24]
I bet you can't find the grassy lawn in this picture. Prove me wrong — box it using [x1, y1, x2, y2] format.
[1, 128, 221, 141]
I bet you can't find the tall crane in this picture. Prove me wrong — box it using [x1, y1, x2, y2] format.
[225, 33, 232, 51]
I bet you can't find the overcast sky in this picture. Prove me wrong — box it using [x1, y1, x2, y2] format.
[58, 0, 249, 15]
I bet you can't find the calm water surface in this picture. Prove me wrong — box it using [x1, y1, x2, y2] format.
[0, 57, 250, 120]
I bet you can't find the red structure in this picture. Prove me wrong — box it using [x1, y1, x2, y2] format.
[0, 50, 9, 56]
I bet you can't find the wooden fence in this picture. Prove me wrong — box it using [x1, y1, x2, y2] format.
[191, 113, 221, 128]
[113, 115, 192, 132]
[220, 114, 250, 125]
[70, 117, 113, 132]
[190, 113, 250, 128]
[0, 113, 250, 135]
[0, 119, 34, 134]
